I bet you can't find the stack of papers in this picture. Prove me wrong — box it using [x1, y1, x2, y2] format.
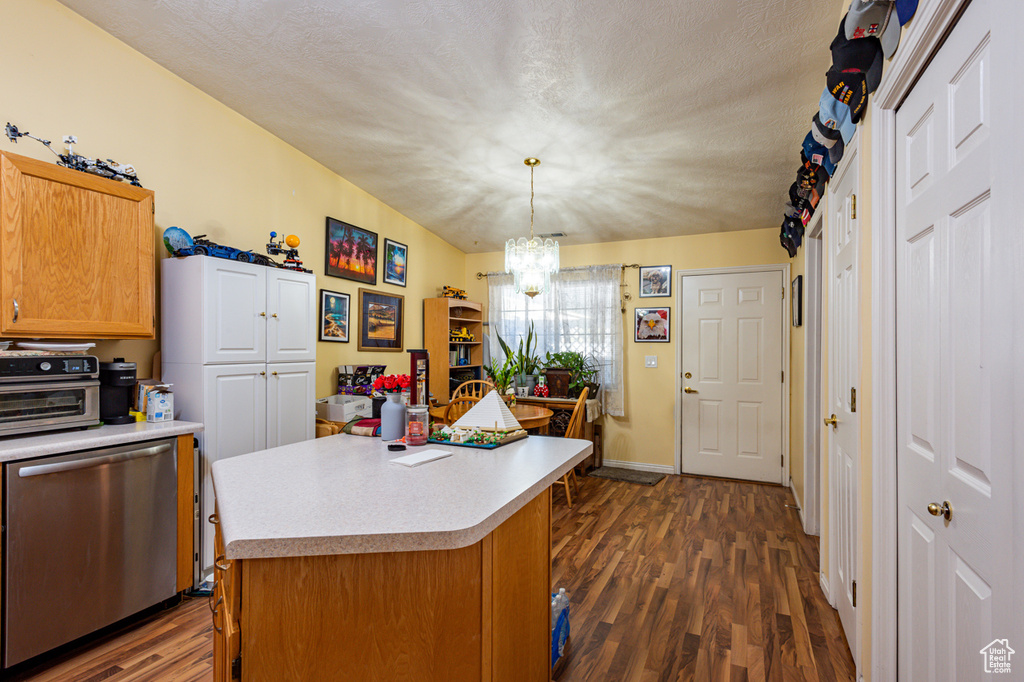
[389, 449, 452, 467]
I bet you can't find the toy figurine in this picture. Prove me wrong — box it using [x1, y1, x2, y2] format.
[266, 231, 312, 272]
[5, 122, 142, 187]
[442, 285, 468, 300]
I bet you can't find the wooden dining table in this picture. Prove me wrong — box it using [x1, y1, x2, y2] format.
[429, 403, 554, 433]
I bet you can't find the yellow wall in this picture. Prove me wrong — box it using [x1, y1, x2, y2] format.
[465, 229, 799, 478]
[0, 0, 465, 397]
[788, 250, 806, 506]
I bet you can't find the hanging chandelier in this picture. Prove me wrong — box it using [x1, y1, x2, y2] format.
[505, 157, 559, 298]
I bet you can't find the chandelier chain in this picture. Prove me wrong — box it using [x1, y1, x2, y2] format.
[530, 164, 535, 240]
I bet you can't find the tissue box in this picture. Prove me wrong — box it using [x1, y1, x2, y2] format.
[146, 389, 174, 422]
[316, 395, 371, 422]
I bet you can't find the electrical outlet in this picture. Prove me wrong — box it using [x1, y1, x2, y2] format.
[645, 355, 658, 368]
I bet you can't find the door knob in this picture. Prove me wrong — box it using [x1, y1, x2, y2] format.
[824, 414, 838, 429]
[683, 386, 698, 394]
[927, 501, 952, 522]
[272, 313, 278, 318]
[260, 312, 266, 317]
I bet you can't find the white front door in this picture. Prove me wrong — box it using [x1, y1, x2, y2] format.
[896, 1, 1014, 678]
[826, 134, 860, 662]
[267, 270, 316, 362]
[680, 269, 785, 484]
[266, 361, 316, 448]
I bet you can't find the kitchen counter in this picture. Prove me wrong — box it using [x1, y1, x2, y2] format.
[0, 421, 205, 463]
[208, 432, 591, 681]
[213, 433, 591, 559]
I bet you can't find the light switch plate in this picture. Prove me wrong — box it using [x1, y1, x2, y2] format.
[645, 355, 658, 368]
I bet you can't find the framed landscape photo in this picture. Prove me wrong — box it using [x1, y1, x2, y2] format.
[325, 217, 377, 284]
[382, 238, 408, 287]
[635, 307, 670, 342]
[639, 265, 672, 297]
[358, 288, 404, 352]
[319, 289, 350, 343]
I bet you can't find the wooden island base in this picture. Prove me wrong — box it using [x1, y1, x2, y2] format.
[214, 488, 552, 682]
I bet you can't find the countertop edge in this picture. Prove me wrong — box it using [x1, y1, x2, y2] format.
[0, 421, 205, 462]
[223, 441, 593, 560]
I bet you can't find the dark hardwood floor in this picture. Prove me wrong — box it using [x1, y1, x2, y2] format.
[15, 474, 854, 681]
[551, 474, 855, 682]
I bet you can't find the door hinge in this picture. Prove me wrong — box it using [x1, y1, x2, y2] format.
[851, 194, 857, 220]
[782, 287, 785, 300]
[232, 656, 241, 679]
[781, 454, 784, 467]
[852, 580, 857, 607]
[781, 370, 785, 383]
[152, 202, 156, 215]
[850, 387, 857, 412]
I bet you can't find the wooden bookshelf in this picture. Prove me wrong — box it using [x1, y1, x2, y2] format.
[423, 298, 484, 404]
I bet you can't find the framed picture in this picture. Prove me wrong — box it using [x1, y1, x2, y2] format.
[325, 217, 377, 284]
[635, 307, 670, 342]
[792, 275, 803, 327]
[382, 238, 408, 287]
[639, 265, 672, 297]
[358, 288, 404, 352]
[319, 289, 350, 343]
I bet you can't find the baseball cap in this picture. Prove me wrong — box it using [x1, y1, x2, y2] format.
[829, 136, 846, 166]
[826, 66, 869, 123]
[819, 88, 857, 144]
[812, 113, 842, 148]
[831, 14, 883, 92]
[784, 215, 804, 249]
[802, 132, 837, 177]
[784, 201, 800, 219]
[895, 0, 918, 26]
[845, 0, 901, 60]
[780, 227, 798, 258]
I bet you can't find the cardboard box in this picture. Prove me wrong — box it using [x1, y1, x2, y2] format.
[316, 395, 371, 422]
[146, 387, 174, 422]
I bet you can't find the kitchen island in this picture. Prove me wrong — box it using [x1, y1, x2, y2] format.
[210, 433, 592, 682]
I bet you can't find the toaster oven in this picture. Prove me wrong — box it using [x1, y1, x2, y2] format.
[0, 354, 100, 437]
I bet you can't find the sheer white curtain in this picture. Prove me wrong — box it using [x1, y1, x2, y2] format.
[487, 264, 624, 416]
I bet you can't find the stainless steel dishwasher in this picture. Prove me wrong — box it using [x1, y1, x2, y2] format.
[4, 438, 178, 667]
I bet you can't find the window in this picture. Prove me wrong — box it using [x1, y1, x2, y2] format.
[487, 264, 624, 416]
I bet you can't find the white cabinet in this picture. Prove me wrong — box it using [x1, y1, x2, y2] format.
[267, 271, 316, 362]
[203, 364, 268, 459]
[266, 362, 316, 447]
[161, 256, 318, 575]
[162, 257, 315, 365]
[204, 262, 266, 364]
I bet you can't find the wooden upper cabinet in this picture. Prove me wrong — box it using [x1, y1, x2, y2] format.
[0, 151, 155, 338]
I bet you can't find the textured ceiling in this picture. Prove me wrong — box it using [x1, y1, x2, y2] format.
[58, 0, 843, 252]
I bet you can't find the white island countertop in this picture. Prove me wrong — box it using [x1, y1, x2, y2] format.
[0, 420, 204, 463]
[212, 433, 592, 560]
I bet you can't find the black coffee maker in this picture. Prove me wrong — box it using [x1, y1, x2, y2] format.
[99, 358, 136, 424]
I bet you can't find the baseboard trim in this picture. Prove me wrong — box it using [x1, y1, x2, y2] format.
[789, 477, 807, 531]
[600, 459, 675, 475]
[819, 572, 830, 603]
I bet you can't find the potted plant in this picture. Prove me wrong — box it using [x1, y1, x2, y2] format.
[494, 323, 542, 395]
[483, 356, 516, 398]
[542, 351, 600, 399]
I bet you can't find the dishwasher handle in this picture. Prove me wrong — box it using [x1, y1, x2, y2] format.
[18, 443, 173, 478]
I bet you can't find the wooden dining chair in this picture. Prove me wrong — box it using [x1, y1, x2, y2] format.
[554, 387, 589, 508]
[443, 396, 480, 424]
[451, 380, 494, 401]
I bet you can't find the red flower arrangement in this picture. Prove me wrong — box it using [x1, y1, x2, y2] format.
[372, 373, 411, 394]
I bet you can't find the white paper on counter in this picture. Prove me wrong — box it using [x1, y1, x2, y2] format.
[389, 449, 452, 467]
